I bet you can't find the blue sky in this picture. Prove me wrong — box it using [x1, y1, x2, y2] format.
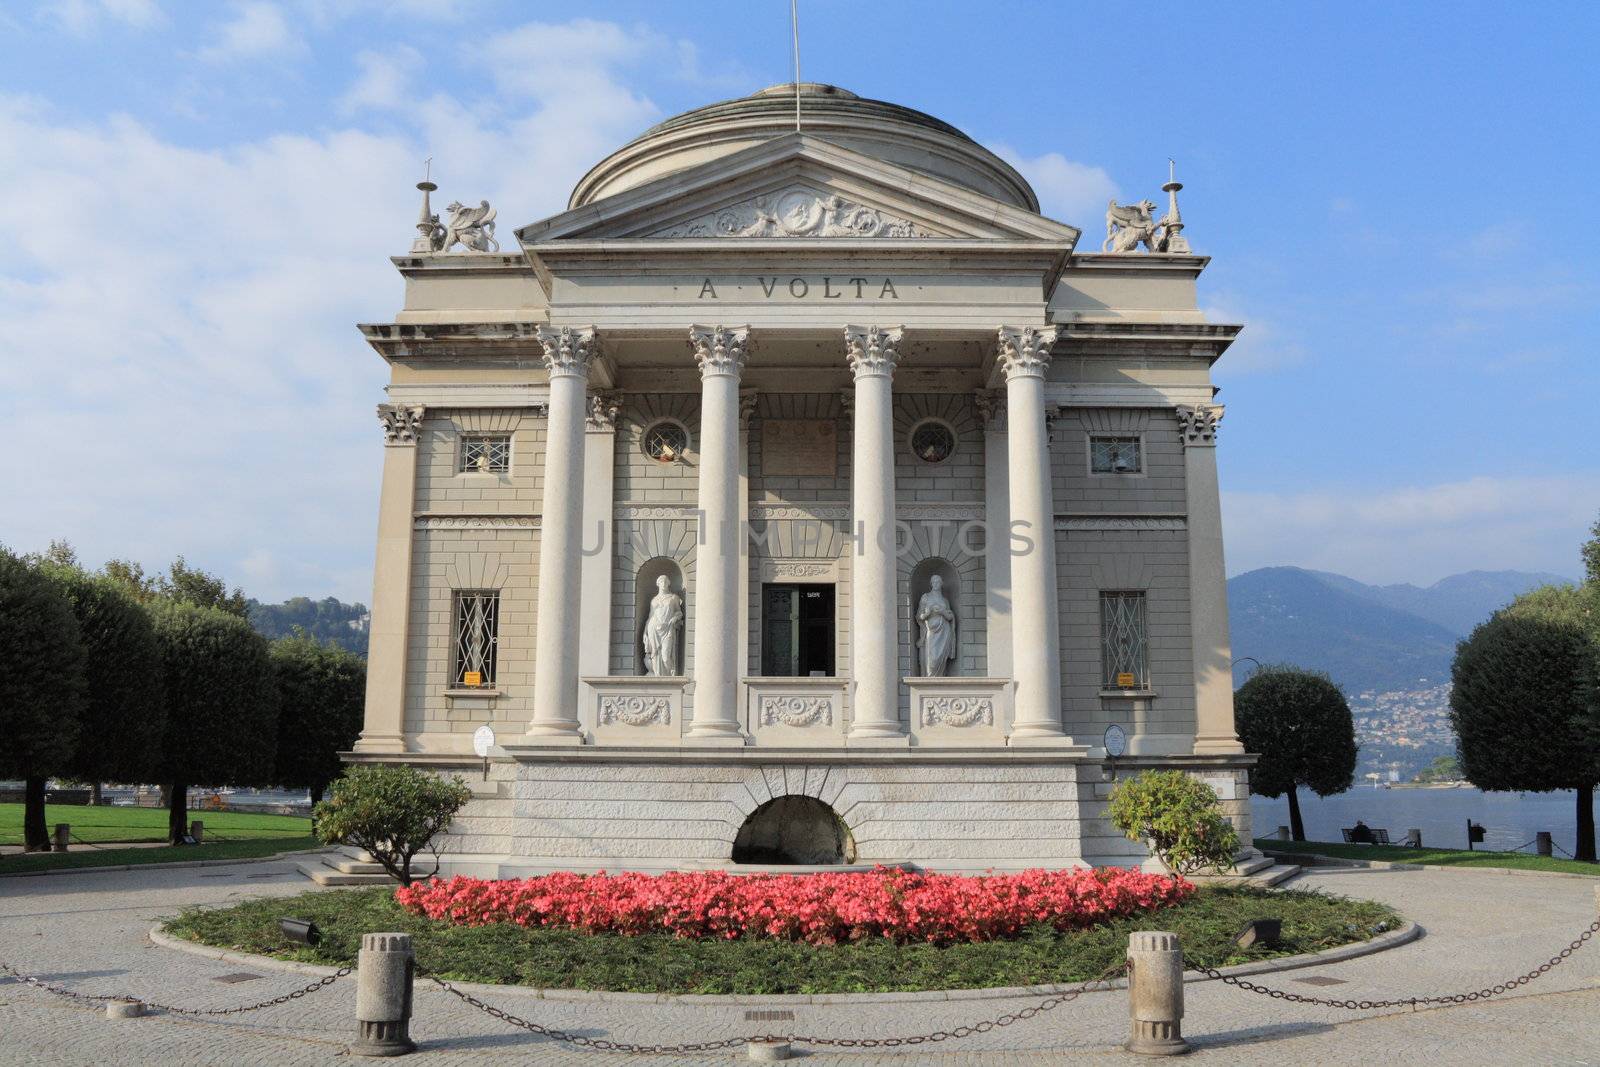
[2, 1, 1596, 602]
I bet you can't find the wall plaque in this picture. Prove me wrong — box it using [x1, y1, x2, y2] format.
[763, 420, 837, 477]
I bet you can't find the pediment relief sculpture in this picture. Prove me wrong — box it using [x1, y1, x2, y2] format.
[653, 187, 931, 239]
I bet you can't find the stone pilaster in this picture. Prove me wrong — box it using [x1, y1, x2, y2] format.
[525, 326, 594, 743]
[578, 393, 620, 687]
[1177, 404, 1244, 754]
[687, 325, 749, 742]
[997, 326, 1069, 743]
[845, 325, 906, 742]
[977, 390, 1014, 683]
[354, 404, 426, 753]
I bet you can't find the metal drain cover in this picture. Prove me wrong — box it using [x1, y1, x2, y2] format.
[212, 973, 262, 985]
[743, 1010, 795, 1022]
[1293, 975, 1348, 986]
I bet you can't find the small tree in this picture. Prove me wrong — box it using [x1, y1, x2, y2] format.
[1452, 596, 1598, 863]
[314, 764, 471, 885]
[40, 565, 166, 804]
[149, 600, 279, 844]
[1235, 666, 1357, 842]
[1108, 770, 1239, 875]
[272, 635, 366, 806]
[160, 556, 249, 618]
[0, 549, 87, 850]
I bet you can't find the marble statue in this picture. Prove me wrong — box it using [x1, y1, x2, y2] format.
[442, 200, 499, 253]
[916, 574, 957, 677]
[642, 575, 684, 677]
[1103, 199, 1160, 253]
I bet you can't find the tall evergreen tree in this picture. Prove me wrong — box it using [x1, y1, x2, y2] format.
[149, 600, 278, 843]
[271, 635, 366, 805]
[0, 549, 87, 850]
[1235, 666, 1358, 841]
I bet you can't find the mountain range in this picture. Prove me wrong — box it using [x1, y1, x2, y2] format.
[1226, 567, 1569, 694]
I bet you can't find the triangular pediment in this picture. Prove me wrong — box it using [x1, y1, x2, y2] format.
[515, 134, 1081, 246]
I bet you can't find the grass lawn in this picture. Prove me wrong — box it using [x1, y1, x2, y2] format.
[1258, 838, 1600, 876]
[0, 836, 321, 875]
[0, 803, 311, 847]
[165, 884, 1400, 995]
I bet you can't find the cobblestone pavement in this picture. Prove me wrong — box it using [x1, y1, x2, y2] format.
[1, 858, 1597, 1065]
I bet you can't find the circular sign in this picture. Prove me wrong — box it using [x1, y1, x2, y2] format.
[472, 725, 496, 759]
[1103, 724, 1128, 758]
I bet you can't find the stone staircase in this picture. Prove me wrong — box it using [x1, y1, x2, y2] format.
[1192, 854, 1303, 889]
[296, 849, 395, 887]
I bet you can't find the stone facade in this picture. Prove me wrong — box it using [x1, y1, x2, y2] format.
[351, 83, 1254, 873]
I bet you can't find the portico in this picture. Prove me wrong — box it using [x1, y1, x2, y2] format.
[350, 83, 1253, 874]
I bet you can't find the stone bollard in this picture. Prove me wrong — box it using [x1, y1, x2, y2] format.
[350, 932, 415, 1057]
[1536, 832, 1553, 857]
[1126, 931, 1188, 1056]
[105, 999, 145, 1019]
[747, 1038, 793, 1061]
[53, 824, 70, 853]
[1404, 828, 1423, 848]
[189, 820, 205, 845]
[1274, 825, 1289, 841]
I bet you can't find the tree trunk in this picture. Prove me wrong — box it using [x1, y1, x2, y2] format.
[89, 782, 103, 806]
[1287, 786, 1306, 842]
[1577, 783, 1596, 864]
[167, 782, 189, 845]
[22, 777, 50, 852]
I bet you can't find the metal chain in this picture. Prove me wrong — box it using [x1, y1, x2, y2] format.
[0, 960, 352, 1016]
[424, 961, 1126, 1055]
[1197, 917, 1599, 1011]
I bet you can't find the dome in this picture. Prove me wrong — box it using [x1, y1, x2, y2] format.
[569, 83, 1039, 213]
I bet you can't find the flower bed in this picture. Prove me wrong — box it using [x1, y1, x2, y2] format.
[394, 866, 1192, 946]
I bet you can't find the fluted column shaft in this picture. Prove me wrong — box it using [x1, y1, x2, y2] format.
[527, 327, 593, 742]
[999, 326, 1067, 741]
[846, 326, 905, 740]
[688, 326, 749, 741]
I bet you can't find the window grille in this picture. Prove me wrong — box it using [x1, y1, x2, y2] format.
[910, 420, 956, 464]
[459, 435, 511, 473]
[1100, 591, 1149, 688]
[643, 421, 688, 462]
[1090, 435, 1142, 474]
[452, 591, 499, 687]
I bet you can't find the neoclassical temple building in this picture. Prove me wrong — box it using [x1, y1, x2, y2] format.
[349, 84, 1251, 875]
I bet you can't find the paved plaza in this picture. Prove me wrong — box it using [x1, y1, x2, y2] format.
[1, 858, 1597, 1065]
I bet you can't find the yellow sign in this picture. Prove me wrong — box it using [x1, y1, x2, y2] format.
[462, 671, 483, 688]
[1116, 672, 1137, 689]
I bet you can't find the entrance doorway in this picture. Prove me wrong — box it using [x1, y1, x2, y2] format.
[761, 583, 835, 676]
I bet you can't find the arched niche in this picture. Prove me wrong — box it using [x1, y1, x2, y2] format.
[909, 557, 961, 677]
[732, 796, 856, 865]
[634, 557, 686, 676]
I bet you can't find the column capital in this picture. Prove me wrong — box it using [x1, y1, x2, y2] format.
[738, 389, 759, 428]
[844, 325, 903, 379]
[376, 403, 425, 445]
[996, 325, 1059, 381]
[975, 389, 1005, 431]
[586, 391, 621, 432]
[690, 324, 750, 379]
[536, 325, 596, 378]
[1176, 403, 1224, 447]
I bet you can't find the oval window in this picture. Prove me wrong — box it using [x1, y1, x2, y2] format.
[643, 421, 689, 463]
[910, 420, 956, 464]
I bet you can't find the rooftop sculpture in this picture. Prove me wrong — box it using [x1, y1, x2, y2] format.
[1103, 162, 1192, 254]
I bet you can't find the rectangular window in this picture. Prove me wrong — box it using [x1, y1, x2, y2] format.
[459, 434, 511, 474]
[452, 591, 499, 687]
[1100, 591, 1149, 689]
[1090, 435, 1142, 474]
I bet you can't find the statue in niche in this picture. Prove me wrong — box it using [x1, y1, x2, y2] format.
[916, 574, 957, 677]
[642, 575, 684, 677]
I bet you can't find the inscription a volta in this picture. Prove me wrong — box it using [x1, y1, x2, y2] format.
[698, 277, 900, 300]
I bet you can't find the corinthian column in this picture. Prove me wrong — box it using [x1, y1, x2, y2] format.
[688, 325, 749, 742]
[526, 326, 594, 743]
[354, 404, 425, 754]
[1178, 405, 1245, 755]
[845, 325, 906, 741]
[998, 326, 1068, 743]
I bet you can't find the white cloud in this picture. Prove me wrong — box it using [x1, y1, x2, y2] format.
[0, 18, 670, 602]
[992, 145, 1117, 229]
[198, 1, 302, 63]
[38, 0, 162, 33]
[339, 45, 423, 114]
[1203, 298, 1307, 376]
[1223, 475, 1598, 585]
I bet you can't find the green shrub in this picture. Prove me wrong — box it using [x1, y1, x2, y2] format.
[1107, 770, 1238, 876]
[314, 764, 471, 885]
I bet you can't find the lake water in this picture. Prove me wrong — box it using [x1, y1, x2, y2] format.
[1250, 787, 1596, 856]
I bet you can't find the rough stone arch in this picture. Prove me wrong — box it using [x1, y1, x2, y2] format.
[732, 794, 857, 865]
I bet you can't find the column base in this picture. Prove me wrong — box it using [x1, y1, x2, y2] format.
[1192, 735, 1246, 755]
[1007, 727, 1082, 748]
[686, 723, 748, 746]
[516, 725, 586, 747]
[845, 730, 910, 748]
[351, 735, 407, 755]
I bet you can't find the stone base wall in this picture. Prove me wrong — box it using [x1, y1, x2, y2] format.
[402, 752, 1254, 878]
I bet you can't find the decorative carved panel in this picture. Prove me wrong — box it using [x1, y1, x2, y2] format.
[762, 420, 837, 477]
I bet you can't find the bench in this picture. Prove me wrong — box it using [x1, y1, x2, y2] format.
[1341, 827, 1391, 845]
